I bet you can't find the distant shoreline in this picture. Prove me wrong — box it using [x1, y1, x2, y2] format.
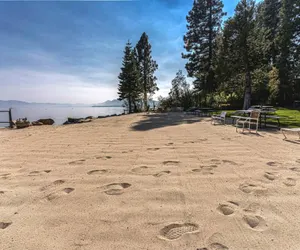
[92, 106, 124, 108]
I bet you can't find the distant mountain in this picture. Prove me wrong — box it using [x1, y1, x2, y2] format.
[0, 100, 30, 106]
[93, 99, 124, 107]
[93, 99, 159, 107]
[0, 100, 88, 107]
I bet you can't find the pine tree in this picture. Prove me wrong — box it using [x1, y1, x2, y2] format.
[277, 0, 296, 104]
[182, 0, 226, 96]
[135, 32, 159, 111]
[169, 70, 189, 106]
[227, 0, 256, 109]
[118, 41, 141, 113]
[263, 0, 281, 65]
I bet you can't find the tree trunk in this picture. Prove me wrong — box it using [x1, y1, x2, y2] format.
[243, 70, 252, 110]
[143, 91, 147, 111]
[128, 96, 132, 114]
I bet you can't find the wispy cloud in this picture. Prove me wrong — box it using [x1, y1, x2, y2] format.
[0, 0, 251, 103]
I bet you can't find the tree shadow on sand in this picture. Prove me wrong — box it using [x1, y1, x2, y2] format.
[131, 113, 204, 131]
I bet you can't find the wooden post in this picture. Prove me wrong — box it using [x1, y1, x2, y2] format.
[8, 108, 13, 128]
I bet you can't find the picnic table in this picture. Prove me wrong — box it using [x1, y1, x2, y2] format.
[231, 109, 280, 129]
[196, 108, 214, 117]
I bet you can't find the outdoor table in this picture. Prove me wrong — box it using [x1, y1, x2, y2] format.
[234, 110, 275, 128]
[197, 108, 214, 117]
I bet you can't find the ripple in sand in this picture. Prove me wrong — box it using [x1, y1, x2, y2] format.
[162, 161, 180, 166]
[69, 159, 86, 165]
[87, 169, 108, 175]
[153, 171, 171, 177]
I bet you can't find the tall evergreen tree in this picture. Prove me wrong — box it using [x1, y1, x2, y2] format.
[228, 0, 256, 109]
[277, 0, 296, 104]
[182, 0, 226, 96]
[169, 70, 189, 106]
[263, 0, 281, 65]
[135, 32, 159, 111]
[118, 41, 141, 113]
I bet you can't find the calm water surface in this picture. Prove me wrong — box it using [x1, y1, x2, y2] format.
[0, 105, 124, 127]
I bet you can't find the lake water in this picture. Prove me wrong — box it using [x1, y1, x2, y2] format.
[0, 105, 125, 127]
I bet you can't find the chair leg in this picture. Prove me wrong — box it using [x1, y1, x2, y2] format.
[281, 130, 287, 140]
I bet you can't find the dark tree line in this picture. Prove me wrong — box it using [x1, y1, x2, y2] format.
[118, 33, 158, 113]
[119, 0, 299, 112]
[168, 0, 299, 110]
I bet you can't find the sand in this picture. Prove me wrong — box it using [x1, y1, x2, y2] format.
[0, 113, 300, 250]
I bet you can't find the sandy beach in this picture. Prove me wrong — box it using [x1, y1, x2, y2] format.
[1, 113, 300, 250]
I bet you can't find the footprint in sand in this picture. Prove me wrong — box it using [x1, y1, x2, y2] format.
[163, 161, 180, 166]
[296, 159, 300, 164]
[283, 178, 297, 187]
[218, 201, 268, 232]
[147, 148, 160, 151]
[221, 137, 232, 141]
[267, 161, 281, 167]
[217, 202, 239, 216]
[40, 179, 65, 191]
[243, 203, 261, 213]
[218, 201, 261, 217]
[0, 173, 11, 177]
[243, 215, 268, 231]
[87, 169, 108, 175]
[96, 156, 112, 160]
[192, 165, 218, 175]
[102, 183, 131, 195]
[45, 187, 75, 201]
[264, 171, 279, 181]
[158, 223, 199, 240]
[29, 170, 51, 176]
[69, 159, 86, 165]
[290, 167, 300, 172]
[166, 143, 174, 146]
[131, 166, 155, 175]
[184, 141, 195, 144]
[0, 222, 12, 229]
[239, 182, 267, 194]
[153, 171, 171, 177]
[197, 233, 229, 250]
[29, 171, 40, 175]
[63, 188, 75, 194]
[222, 160, 238, 166]
[122, 150, 133, 154]
[53, 180, 65, 185]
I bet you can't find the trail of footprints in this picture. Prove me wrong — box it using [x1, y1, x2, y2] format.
[263, 160, 299, 187]
[217, 201, 268, 232]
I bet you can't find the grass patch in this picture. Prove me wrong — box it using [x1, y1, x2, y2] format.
[215, 107, 300, 128]
[275, 108, 300, 128]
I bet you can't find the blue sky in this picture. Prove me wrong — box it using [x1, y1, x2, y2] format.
[0, 0, 246, 104]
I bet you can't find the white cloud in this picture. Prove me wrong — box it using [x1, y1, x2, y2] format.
[0, 68, 118, 104]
